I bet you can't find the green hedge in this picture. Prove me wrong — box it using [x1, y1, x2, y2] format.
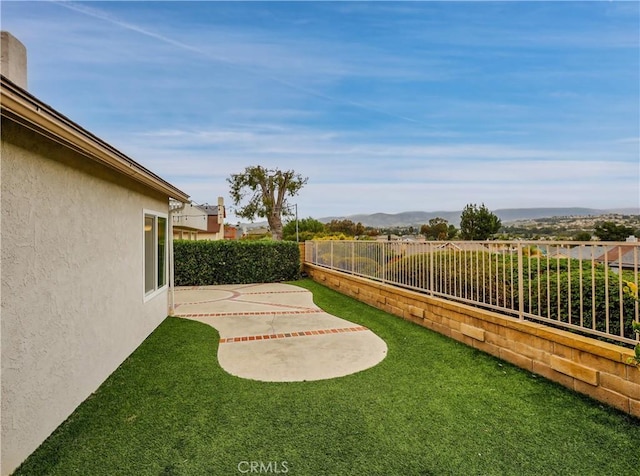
[385, 251, 515, 308]
[174, 240, 300, 286]
[527, 269, 637, 339]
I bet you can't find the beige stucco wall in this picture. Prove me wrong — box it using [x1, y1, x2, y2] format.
[1, 119, 170, 474]
[197, 230, 224, 241]
[173, 203, 208, 232]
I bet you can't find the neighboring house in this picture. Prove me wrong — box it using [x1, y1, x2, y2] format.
[197, 197, 226, 241]
[224, 225, 241, 240]
[375, 234, 401, 241]
[595, 245, 639, 272]
[434, 242, 463, 251]
[172, 202, 208, 240]
[538, 244, 636, 270]
[434, 242, 493, 253]
[401, 235, 424, 242]
[244, 226, 271, 238]
[172, 198, 226, 241]
[1, 32, 189, 475]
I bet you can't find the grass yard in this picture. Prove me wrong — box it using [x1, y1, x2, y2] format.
[15, 279, 640, 475]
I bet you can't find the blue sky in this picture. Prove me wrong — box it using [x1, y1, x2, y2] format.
[2, 1, 639, 222]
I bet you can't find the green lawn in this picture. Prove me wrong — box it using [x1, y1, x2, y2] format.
[15, 279, 640, 475]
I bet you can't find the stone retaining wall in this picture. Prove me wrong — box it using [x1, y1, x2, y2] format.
[305, 263, 640, 417]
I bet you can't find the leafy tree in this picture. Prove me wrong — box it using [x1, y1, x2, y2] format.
[364, 227, 379, 237]
[325, 219, 365, 237]
[447, 224, 458, 239]
[459, 203, 501, 240]
[282, 217, 326, 241]
[573, 231, 592, 242]
[228, 166, 308, 240]
[420, 217, 449, 240]
[593, 221, 634, 242]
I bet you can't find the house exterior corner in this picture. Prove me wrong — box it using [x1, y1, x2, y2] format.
[1, 72, 189, 474]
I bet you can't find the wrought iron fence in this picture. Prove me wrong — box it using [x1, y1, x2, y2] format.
[305, 240, 640, 346]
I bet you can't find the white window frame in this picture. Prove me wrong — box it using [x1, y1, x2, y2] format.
[143, 209, 169, 302]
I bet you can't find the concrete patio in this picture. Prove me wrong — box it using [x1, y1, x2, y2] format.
[173, 283, 388, 382]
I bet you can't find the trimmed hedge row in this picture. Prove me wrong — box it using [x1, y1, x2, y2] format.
[174, 240, 300, 286]
[527, 269, 637, 340]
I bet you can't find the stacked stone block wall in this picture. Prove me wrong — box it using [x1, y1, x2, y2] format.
[305, 263, 640, 417]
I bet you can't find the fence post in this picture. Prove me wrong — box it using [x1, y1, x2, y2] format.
[330, 241, 334, 269]
[518, 243, 524, 320]
[382, 241, 387, 283]
[429, 241, 434, 296]
[352, 241, 355, 274]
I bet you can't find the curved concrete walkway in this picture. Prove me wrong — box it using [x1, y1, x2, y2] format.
[173, 283, 387, 382]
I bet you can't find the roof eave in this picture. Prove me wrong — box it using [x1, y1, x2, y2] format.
[0, 75, 189, 202]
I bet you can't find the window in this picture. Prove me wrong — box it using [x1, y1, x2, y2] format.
[144, 212, 168, 298]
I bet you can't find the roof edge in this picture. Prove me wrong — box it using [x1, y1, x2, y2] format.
[0, 75, 189, 202]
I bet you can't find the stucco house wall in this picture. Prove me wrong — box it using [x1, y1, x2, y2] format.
[1, 45, 189, 473]
[173, 202, 208, 240]
[0, 117, 170, 474]
[196, 199, 225, 241]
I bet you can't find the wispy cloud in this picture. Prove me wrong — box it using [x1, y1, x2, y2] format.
[1, 1, 636, 220]
[51, 0, 441, 126]
[120, 122, 638, 216]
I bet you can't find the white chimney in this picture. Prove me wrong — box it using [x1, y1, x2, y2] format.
[217, 196, 225, 225]
[1, 31, 27, 89]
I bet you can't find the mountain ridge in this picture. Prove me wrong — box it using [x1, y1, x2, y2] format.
[318, 207, 640, 228]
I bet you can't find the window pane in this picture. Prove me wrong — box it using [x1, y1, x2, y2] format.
[144, 216, 155, 293]
[157, 216, 166, 287]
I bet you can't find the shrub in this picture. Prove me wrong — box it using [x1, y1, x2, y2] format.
[174, 240, 300, 286]
[527, 269, 637, 339]
[385, 251, 515, 308]
[384, 251, 638, 342]
[333, 257, 381, 276]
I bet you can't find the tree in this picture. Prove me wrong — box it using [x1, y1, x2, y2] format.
[573, 231, 592, 242]
[325, 219, 365, 237]
[282, 217, 325, 241]
[364, 227, 380, 237]
[228, 166, 308, 240]
[420, 217, 449, 240]
[459, 203, 501, 240]
[593, 221, 634, 242]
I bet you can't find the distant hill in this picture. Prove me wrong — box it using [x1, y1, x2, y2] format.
[319, 208, 640, 228]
